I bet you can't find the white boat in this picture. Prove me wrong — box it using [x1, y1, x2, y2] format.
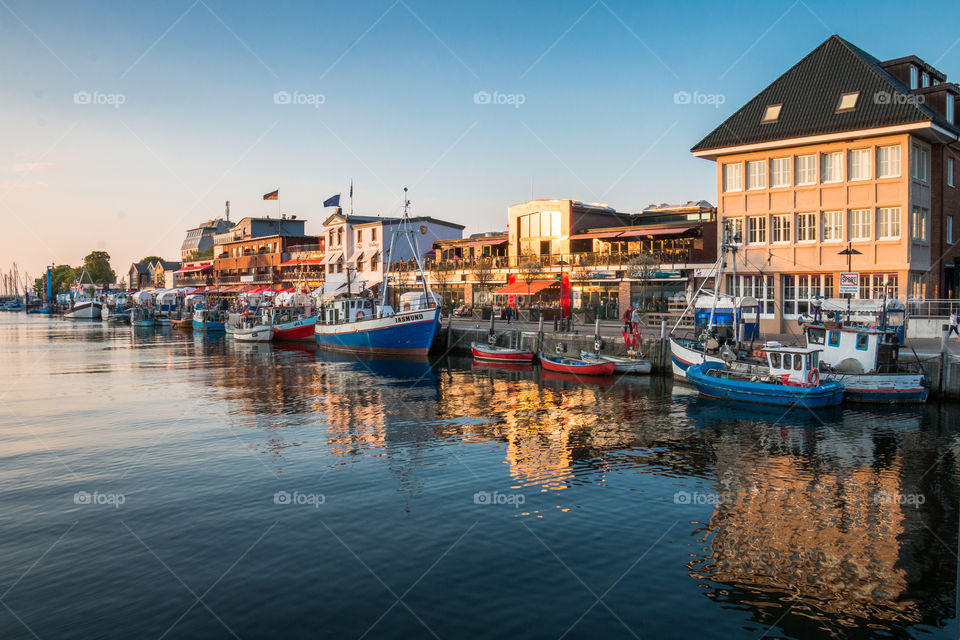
[233, 324, 274, 342]
[579, 350, 651, 374]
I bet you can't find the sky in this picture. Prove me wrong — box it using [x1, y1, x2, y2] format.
[3, 0, 960, 283]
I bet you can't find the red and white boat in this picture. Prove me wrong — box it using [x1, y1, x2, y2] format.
[471, 341, 535, 363]
[273, 314, 318, 341]
[539, 352, 615, 376]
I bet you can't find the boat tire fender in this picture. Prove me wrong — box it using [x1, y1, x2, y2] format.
[594, 338, 604, 351]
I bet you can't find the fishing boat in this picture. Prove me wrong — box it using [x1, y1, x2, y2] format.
[539, 353, 615, 376]
[233, 313, 274, 343]
[273, 314, 318, 341]
[265, 294, 318, 342]
[130, 307, 156, 327]
[64, 270, 102, 320]
[578, 350, 651, 375]
[314, 188, 440, 357]
[170, 317, 193, 330]
[193, 305, 226, 332]
[471, 341, 536, 363]
[685, 345, 844, 409]
[800, 305, 928, 403]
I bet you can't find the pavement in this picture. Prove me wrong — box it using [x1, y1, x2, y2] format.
[446, 317, 960, 356]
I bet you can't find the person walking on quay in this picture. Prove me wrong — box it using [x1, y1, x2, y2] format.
[506, 303, 514, 325]
[623, 306, 633, 334]
[630, 306, 641, 338]
[949, 309, 959, 341]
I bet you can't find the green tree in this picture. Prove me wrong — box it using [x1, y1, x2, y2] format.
[138, 255, 163, 265]
[82, 251, 116, 284]
[33, 264, 79, 296]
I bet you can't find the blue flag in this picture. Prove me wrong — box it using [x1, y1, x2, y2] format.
[323, 194, 340, 207]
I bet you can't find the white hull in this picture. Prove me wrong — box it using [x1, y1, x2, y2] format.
[669, 338, 722, 378]
[233, 326, 274, 342]
[580, 351, 652, 374]
[65, 301, 102, 320]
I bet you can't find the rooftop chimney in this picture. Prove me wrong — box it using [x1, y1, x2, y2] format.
[225, 200, 230, 222]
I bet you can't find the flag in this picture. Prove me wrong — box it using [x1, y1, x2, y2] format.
[263, 189, 278, 201]
[349, 180, 353, 199]
[323, 194, 340, 207]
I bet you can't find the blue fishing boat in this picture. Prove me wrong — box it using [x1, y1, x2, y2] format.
[130, 307, 156, 327]
[193, 305, 226, 332]
[685, 345, 844, 409]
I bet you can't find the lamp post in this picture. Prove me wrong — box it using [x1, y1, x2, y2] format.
[557, 259, 569, 329]
[838, 242, 862, 322]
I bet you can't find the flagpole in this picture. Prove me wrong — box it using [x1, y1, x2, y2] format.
[350, 179, 354, 216]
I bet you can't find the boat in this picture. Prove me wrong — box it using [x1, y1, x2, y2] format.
[800, 310, 928, 403]
[130, 307, 156, 327]
[539, 352, 615, 376]
[579, 350, 651, 374]
[273, 314, 318, 341]
[685, 345, 845, 409]
[471, 341, 535, 363]
[314, 188, 440, 357]
[233, 317, 274, 343]
[193, 305, 226, 332]
[170, 317, 193, 330]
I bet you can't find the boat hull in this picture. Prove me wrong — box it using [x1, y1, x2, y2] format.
[273, 315, 318, 341]
[669, 337, 722, 378]
[314, 309, 440, 356]
[65, 301, 102, 320]
[686, 362, 845, 409]
[821, 372, 929, 403]
[471, 342, 535, 363]
[540, 354, 615, 376]
[193, 320, 225, 332]
[234, 326, 274, 342]
[579, 351, 651, 374]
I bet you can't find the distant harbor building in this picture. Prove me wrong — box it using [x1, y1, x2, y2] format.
[152, 260, 181, 288]
[180, 217, 233, 261]
[127, 262, 150, 291]
[693, 35, 960, 332]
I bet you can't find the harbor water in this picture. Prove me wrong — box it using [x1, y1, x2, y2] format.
[1, 315, 959, 639]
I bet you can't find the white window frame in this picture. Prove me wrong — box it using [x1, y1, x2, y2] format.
[912, 144, 929, 182]
[726, 274, 776, 318]
[949, 158, 955, 188]
[850, 209, 872, 241]
[922, 72, 930, 88]
[911, 207, 929, 242]
[948, 216, 954, 244]
[795, 154, 817, 185]
[723, 163, 743, 192]
[877, 207, 901, 240]
[848, 149, 871, 181]
[820, 151, 843, 183]
[729, 217, 744, 245]
[796, 212, 817, 243]
[772, 214, 792, 244]
[948, 94, 956, 125]
[877, 145, 901, 178]
[910, 65, 919, 90]
[747, 216, 767, 244]
[746, 160, 767, 190]
[770, 157, 791, 188]
[762, 104, 782, 123]
[822, 210, 843, 242]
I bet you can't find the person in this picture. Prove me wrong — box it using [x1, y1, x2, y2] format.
[506, 303, 514, 325]
[623, 306, 633, 334]
[949, 309, 959, 340]
[631, 306, 641, 337]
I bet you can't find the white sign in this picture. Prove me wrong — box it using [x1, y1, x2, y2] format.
[839, 272, 859, 295]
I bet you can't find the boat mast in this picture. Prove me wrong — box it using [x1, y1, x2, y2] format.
[706, 220, 730, 334]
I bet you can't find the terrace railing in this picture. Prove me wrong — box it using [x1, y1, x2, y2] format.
[907, 298, 960, 318]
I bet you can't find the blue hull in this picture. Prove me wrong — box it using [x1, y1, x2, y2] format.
[193, 320, 225, 332]
[686, 363, 845, 409]
[843, 388, 929, 403]
[315, 310, 439, 356]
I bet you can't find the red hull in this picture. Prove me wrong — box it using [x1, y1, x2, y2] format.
[273, 322, 316, 341]
[540, 356, 615, 376]
[471, 345, 535, 362]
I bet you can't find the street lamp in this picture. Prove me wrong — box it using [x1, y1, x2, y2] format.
[838, 242, 862, 322]
[556, 259, 569, 328]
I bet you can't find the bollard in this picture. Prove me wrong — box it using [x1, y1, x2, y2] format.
[594, 318, 600, 341]
[538, 315, 544, 354]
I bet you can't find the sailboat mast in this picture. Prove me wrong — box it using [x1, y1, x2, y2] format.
[707, 220, 729, 333]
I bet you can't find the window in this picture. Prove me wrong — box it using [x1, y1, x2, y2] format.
[950, 158, 956, 187]
[828, 330, 840, 346]
[878, 207, 901, 239]
[372, 228, 377, 241]
[922, 72, 930, 88]
[877, 146, 901, 178]
[356, 261, 363, 272]
[848, 149, 871, 180]
[746, 160, 766, 189]
[729, 218, 744, 244]
[726, 274, 775, 315]
[808, 328, 825, 345]
[796, 154, 816, 185]
[948, 217, 954, 244]
[912, 144, 929, 182]
[770, 157, 791, 187]
[762, 104, 782, 123]
[949, 94, 956, 125]
[850, 209, 872, 240]
[794, 356, 802, 371]
[356, 230, 362, 243]
[836, 91, 859, 112]
[770, 353, 781, 368]
[748, 216, 767, 244]
[772, 214, 792, 243]
[910, 65, 919, 89]
[856, 334, 869, 350]
[821, 152, 843, 182]
[723, 163, 742, 192]
[822, 211, 843, 242]
[797, 213, 817, 242]
[911, 207, 929, 241]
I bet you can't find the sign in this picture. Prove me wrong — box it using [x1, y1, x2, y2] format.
[839, 272, 859, 295]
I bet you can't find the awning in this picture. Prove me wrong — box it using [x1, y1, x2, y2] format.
[354, 252, 366, 263]
[569, 230, 625, 240]
[174, 263, 212, 274]
[464, 238, 508, 247]
[494, 279, 557, 296]
[322, 252, 342, 265]
[616, 226, 696, 238]
[279, 258, 325, 266]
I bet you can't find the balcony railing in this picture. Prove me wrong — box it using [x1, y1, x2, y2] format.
[416, 250, 693, 272]
[907, 298, 960, 317]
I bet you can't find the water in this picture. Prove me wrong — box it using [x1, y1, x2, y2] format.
[1, 315, 958, 640]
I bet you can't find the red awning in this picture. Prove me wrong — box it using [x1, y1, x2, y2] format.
[174, 263, 212, 274]
[494, 279, 557, 295]
[569, 230, 625, 240]
[616, 226, 696, 238]
[279, 258, 325, 266]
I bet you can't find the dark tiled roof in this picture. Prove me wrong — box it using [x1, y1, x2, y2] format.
[692, 35, 959, 152]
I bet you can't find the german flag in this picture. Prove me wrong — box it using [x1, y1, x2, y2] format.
[263, 189, 279, 201]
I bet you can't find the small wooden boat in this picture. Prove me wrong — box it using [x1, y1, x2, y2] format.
[579, 350, 651, 375]
[685, 345, 844, 409]
[170, 318, 193, 330]
[539, 353, 615, 376]
[471, 341, 535, 363]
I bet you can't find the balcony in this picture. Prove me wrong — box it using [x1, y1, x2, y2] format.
[416, 249, 693, 273]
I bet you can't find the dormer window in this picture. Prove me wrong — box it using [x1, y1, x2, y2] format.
[948, 94, 955, 125]
[910, 66, 918, 89]
[761, 104, 782, 123]
[836, 91, 859, 112]
[922, 72, 930, 88]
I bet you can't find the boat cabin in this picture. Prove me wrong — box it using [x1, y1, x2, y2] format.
[321, 297, 390, 325]
[812, 298, 905, 344]
[762, 343, 822, 385]
[803, 323, 901, 374]
[694, 295, 760, 341]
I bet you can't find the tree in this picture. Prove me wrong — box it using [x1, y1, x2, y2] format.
[470, 257, 494, 308]
[518, 257, 543, 307]
[138, 256, 163, 265]
[430, 261, 456, 308]
[82, 251, 116, 284]
[627, 253, 660, 311]
[31, 264, 77, 296]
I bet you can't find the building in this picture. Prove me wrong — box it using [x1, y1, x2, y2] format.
[278, 238, 325, 289]
[180, 217, 233, 261]
[213, 234, 319, 290]
[428, 199, 717, 318]
[172, 260, 214, 289]
[127, 263, 150, 290]
[152, 260, 181, 288]
[321, 212, 464, 297]
[693, 35, 960, 331]
[212, 215, 306, 250]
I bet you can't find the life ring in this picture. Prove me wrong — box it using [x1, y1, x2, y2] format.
[356, 310, 365, 320]
[594, 338, 604, 351]
[807, 368, 820, 385]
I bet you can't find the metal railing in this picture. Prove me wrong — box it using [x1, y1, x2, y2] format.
[906, 298, 960, 317]
[420, 249, 692, 272]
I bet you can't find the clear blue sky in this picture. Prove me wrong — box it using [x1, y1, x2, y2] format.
[3, 0, 960, 280]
